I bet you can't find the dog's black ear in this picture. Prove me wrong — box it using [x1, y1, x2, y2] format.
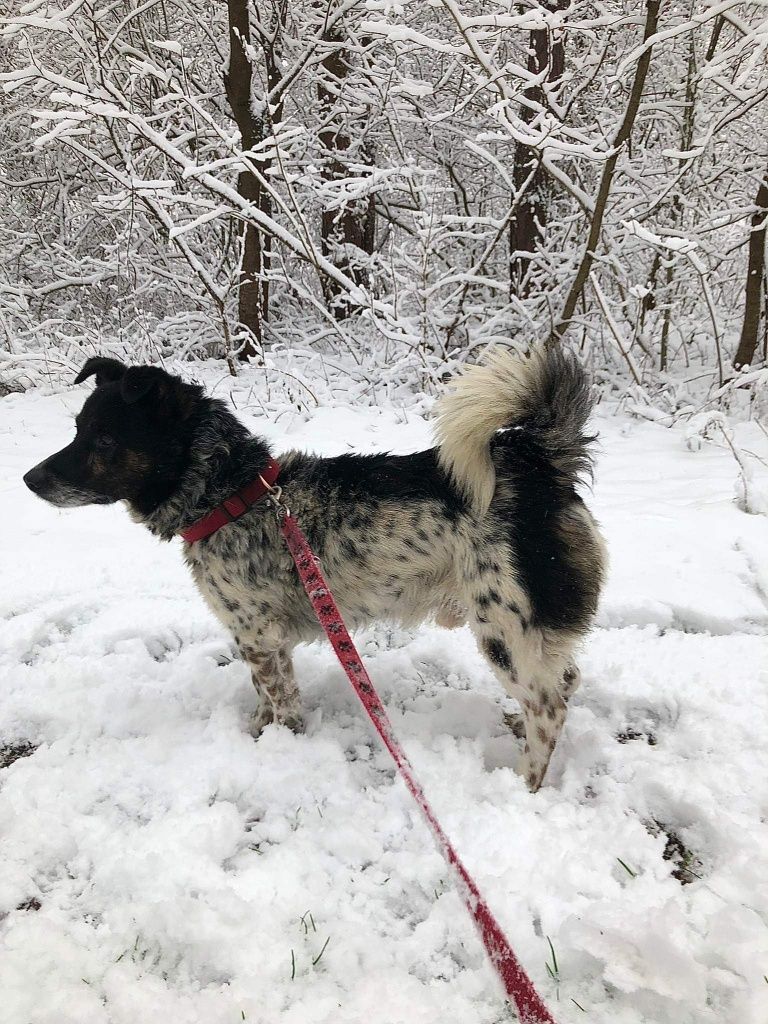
[120, 365, 172, 405]
[74, 356, 127, 388]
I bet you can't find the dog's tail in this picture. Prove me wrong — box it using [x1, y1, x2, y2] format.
[435, 345, 595, 514]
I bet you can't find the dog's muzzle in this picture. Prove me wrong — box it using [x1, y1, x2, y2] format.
[23, 459, 112, 508]
[23, 461, 51, 496]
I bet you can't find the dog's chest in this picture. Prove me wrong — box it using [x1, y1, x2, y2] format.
[184, 527, 297, 643]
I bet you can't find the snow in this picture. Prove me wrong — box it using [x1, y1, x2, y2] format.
[1, 373, 767, 1024]
[623, 220, 699, 254]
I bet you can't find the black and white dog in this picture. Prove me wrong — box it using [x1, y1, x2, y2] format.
[24, 347, 605, 790]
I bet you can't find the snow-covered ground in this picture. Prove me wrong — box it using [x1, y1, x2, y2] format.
[1, 368, 767, 1024]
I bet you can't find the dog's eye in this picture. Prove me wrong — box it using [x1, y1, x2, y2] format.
[94, 435, 116, 452]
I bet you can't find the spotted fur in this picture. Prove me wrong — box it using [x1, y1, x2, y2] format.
[24, 348, 606, 791]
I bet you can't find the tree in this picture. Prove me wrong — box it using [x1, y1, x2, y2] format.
[224, 0, 289, 359]
[317, 23, 376, 319]
[547, 0, 661, 349]
[1, 0, 767, 396]
[733, 168, 768, 371]
[508, 0, 566, 298]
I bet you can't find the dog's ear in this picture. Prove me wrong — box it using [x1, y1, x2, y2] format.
[120, 366, 172, 405]
[74, 356, 127, 388]
[120, 365, 202, 417]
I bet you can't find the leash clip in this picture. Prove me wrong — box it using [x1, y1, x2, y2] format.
[258, 475, 290, 521]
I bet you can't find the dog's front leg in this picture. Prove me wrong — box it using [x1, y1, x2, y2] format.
[239, 643, 303, 736]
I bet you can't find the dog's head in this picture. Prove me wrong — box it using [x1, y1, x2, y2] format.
[23, 357, 203, 513]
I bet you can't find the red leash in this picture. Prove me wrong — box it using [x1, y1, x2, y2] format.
[181, 468, 556, 1021]
[279, 511, 556, 1023]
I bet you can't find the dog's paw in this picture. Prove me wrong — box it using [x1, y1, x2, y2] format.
[518, 760, 546, 793]
[248, 706, 274, 738]
[248, 707, 305, 738]
[279, 711, 305, 734]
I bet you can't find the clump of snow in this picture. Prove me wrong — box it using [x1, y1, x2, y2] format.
[685, 411, 768, 516]
[1, 366, 767, 1023]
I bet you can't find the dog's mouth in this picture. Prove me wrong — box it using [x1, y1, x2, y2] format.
[23, 464, 116, 508]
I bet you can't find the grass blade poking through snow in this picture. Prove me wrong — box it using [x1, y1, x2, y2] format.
[545, 936, 560, 1000]
[617, 857, 637, 878]
[312, 936, 330, 967]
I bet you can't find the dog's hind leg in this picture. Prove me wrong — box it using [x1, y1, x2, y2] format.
[467, 579, 574, 790]
[514, 665, 569, 792]
[435, 600, 467, 629]
[504, 660, 581, 737]
[239, 644, 303, 736]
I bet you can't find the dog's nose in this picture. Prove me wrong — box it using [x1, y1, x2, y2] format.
[23, 464, 48, 494]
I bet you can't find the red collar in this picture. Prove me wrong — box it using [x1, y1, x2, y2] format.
[180, 458, 281, 544]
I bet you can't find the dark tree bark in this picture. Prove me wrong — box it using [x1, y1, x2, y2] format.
[548, 0, 660, 348]
[733, 168, 768, 370]
[658, 25, 702, 372]
[224, 0, 283, 359]
[317, 28, 375, 319]
[508, 1, 566, 298]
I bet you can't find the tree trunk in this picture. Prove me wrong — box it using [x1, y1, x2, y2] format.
[318, 28, 375, 319]
[548, 0, 660, 348]
[733, 168, 768, 370]
[659, 12, 699, 372]
[224, 0, 270, 359]
[508, 1, 566, 298]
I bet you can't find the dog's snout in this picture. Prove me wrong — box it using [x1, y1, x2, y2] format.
[24, 463, 49, 494]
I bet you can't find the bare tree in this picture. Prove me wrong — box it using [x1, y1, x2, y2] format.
[225, 0, 287, 358]
[548, 0, 661, 348]
[2, 0, 767, 396]
[508, 1, 566, 298]
[733, 167, 768, 371]
[317, 24, 376, 319]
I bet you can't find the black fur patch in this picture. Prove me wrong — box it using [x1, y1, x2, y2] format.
[492, 436, 601, 632]
[341, 537, 360, 559]
[482, 636, 513, 673]
[279, 449, 466, 522]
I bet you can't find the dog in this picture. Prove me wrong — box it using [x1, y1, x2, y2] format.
[23, 347, 606, 791]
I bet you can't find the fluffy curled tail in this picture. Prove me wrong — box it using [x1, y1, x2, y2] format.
[435, 346, 595, 514]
